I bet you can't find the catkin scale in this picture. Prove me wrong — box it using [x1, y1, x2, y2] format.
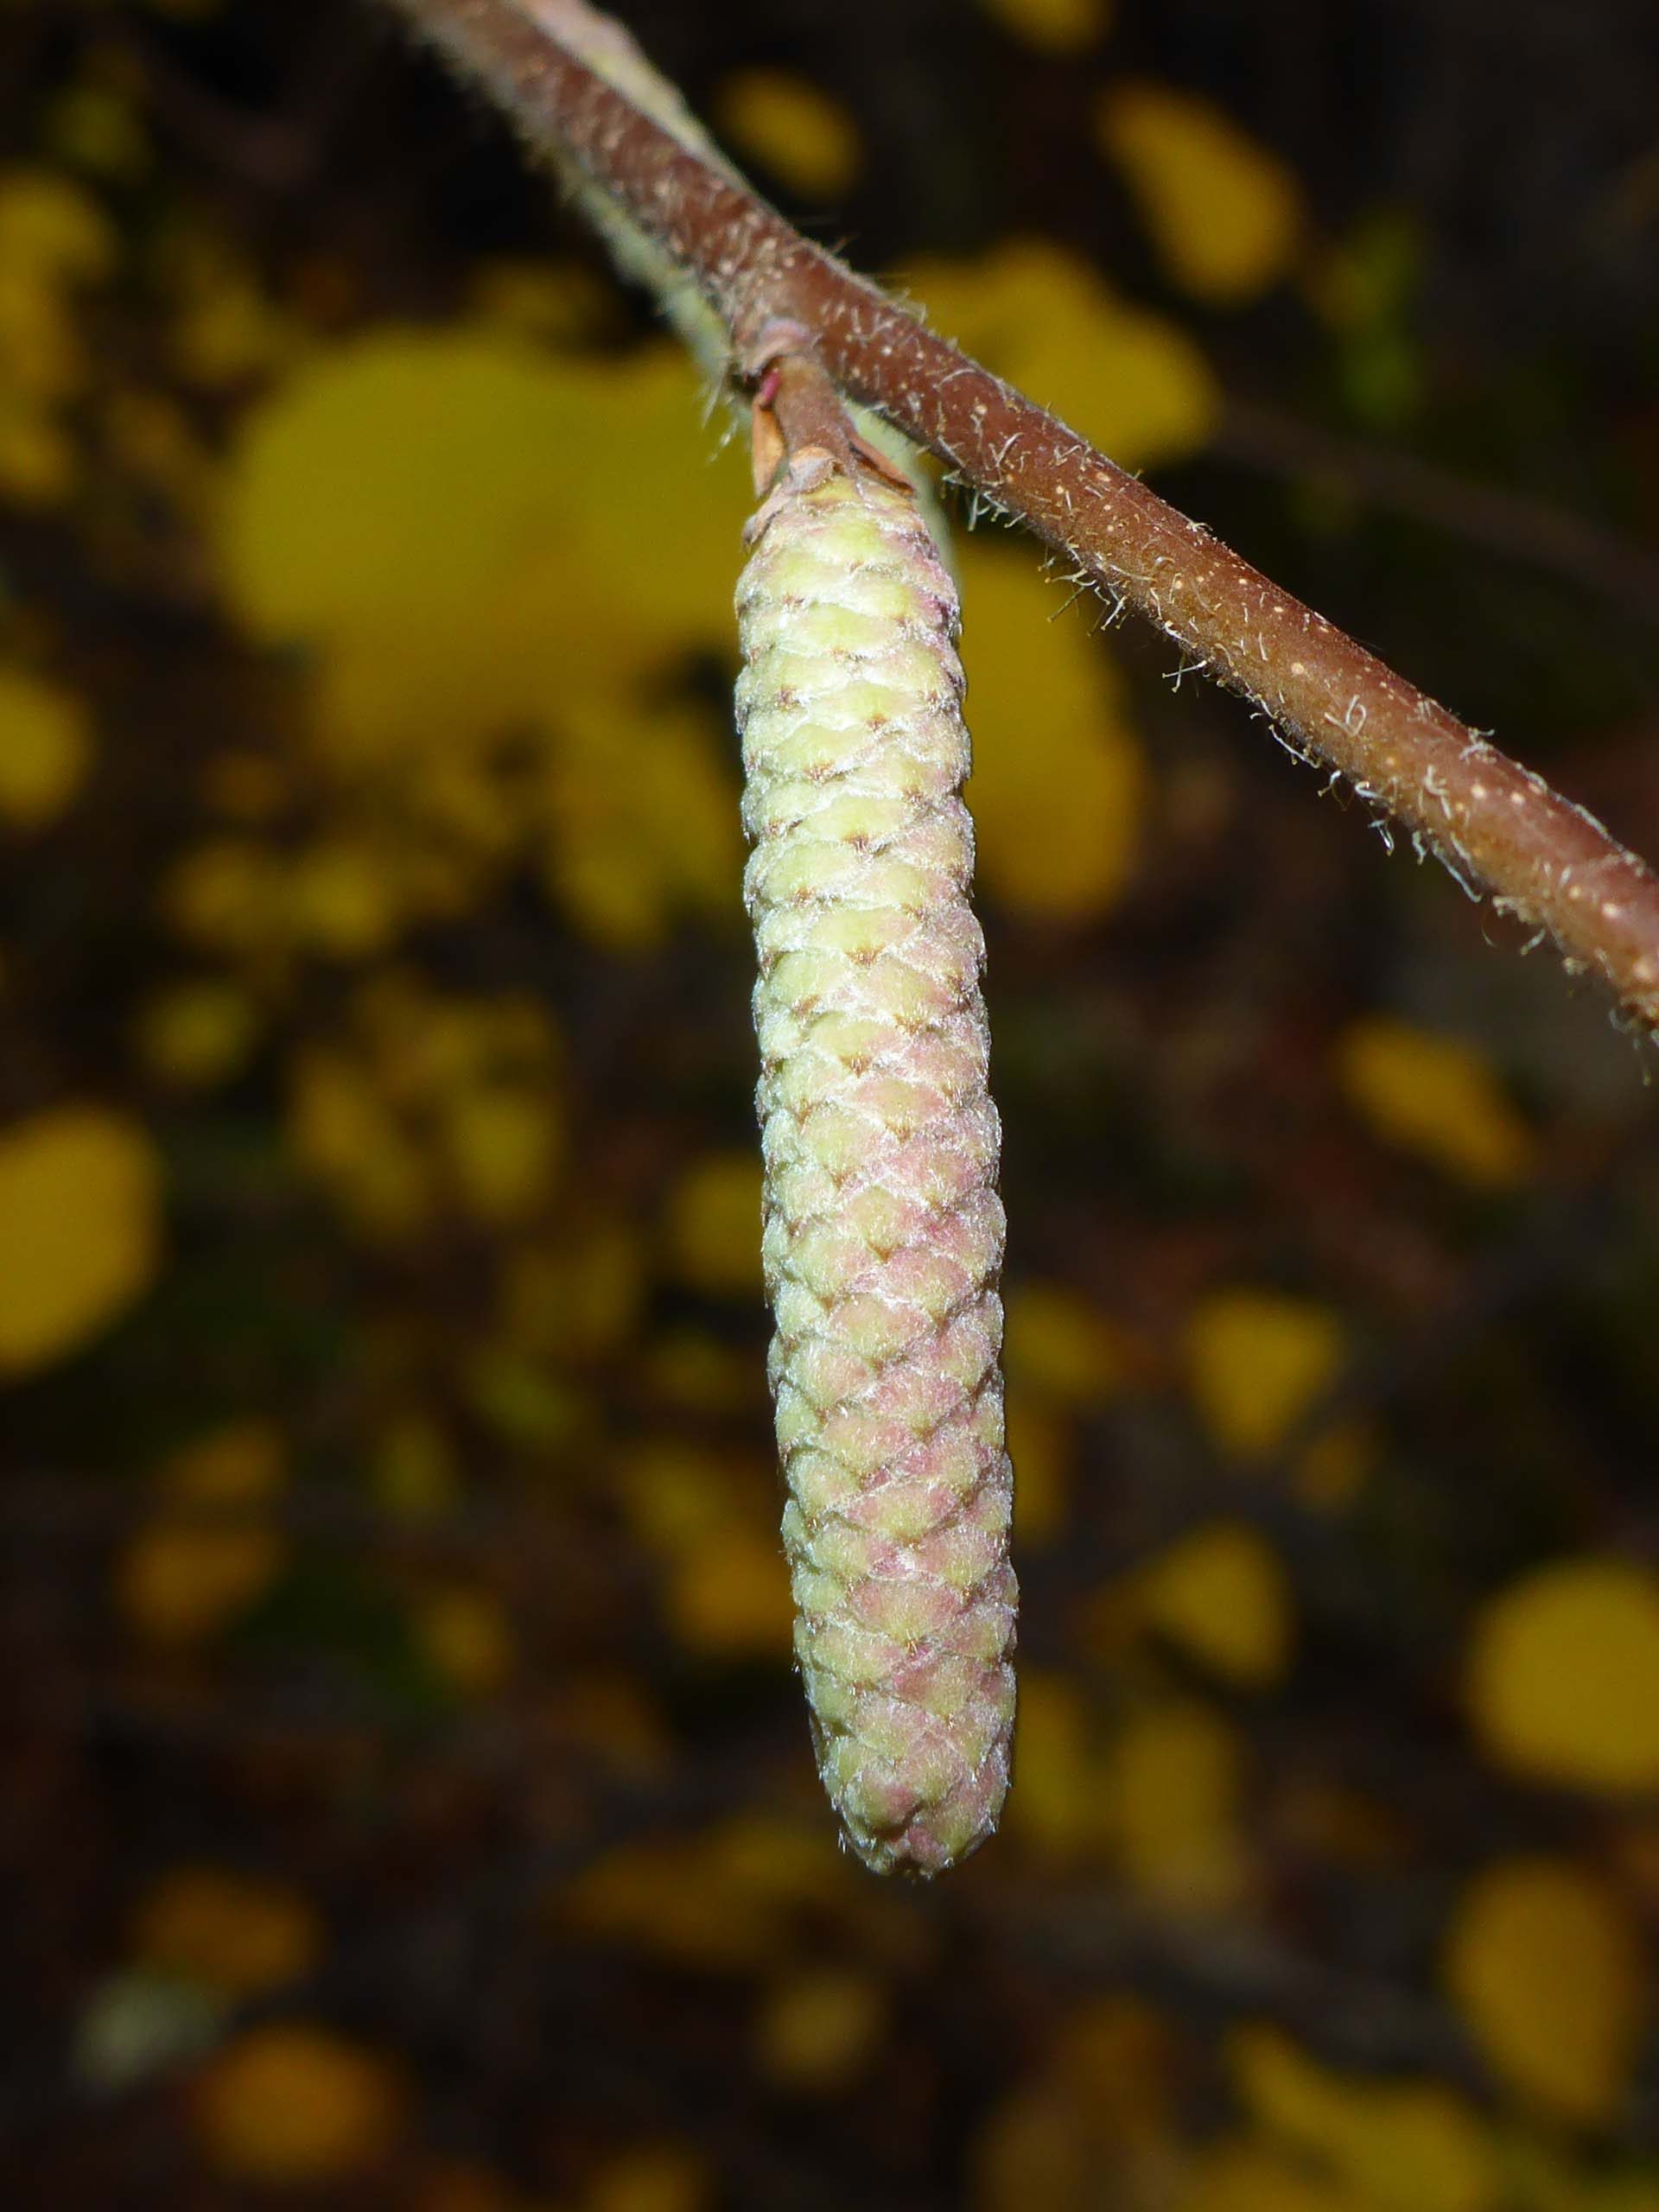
[735, 454, 1016, 1876]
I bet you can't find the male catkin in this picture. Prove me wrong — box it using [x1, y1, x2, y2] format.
[735, 452, 1017, 1876]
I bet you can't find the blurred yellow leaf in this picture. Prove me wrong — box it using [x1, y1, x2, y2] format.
[1185, 1288, 1345, 1462]
[974, 0, 1110, 51]
[223, 331, 747, 760]
[958, 543, 1147, 924]
[1230, 2024, 1497, 2212]
[1467, 1559, 1659, 1792]
[0, 169, 112, 504]
[163, 836, 289, 957]
[289, 1044, 433, 1239]
[543, 696, 741, 952]
[1007, 1397, 1072, 1547]
[194, 2024, 405, 2184]
[1007, 1669, 1110, 1862]
[911, 238, 1216, 471]
[562, 1836, 789, 1973]
[0, 1105, 162, 1373]
[373, 1414, 457, 1520]
[47, 79, 149, 182]
[1003, 1280, 1128, 1403]
[502, 1223, 646, 1363]
[417, 1585, 517, 1695]
[1096, 83, 1304, 305]
[644, 1326, 761, 1416]
[0, 168, 115, 282]
[1337, 1017, 1535, 1189]
[0, 397, 75, 504]
[586, 2145, 710, 2212]
[289, 982, 565, 1238]
[1445, 1855, 1646, 2127]
[130, 1866, 322, 1997]
[715, 68, 862, 199]
[0, 666, 91, 826]
[664, 1151, 763, 1298]
[167, 231, 301, 391]
[133, 979, 258, 1089]
[415, 2162, 522, 2212]
[470, 256, 619, 346]
[118, 1421, 287, 1645]
[285, 837, 405, 957]
[442, 1084, 562, 1224]
[1108, 1697, 1249, 1909]
[1293, 1416, 1379, 1512]
[1179, 2139, 1365, 2212]
[665, 1523, 791, 1660]
[976, 1996, 1180, 2210]
[620, 1440, 743, 1554]
[756, 1967, 886, 2094]
[1135, 1522, 1294, 1690]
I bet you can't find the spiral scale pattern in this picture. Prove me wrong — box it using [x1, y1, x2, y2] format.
[735, 457, 1016, 1876]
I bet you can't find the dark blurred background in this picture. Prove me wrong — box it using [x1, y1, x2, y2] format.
[2, 0, 1658, 2205]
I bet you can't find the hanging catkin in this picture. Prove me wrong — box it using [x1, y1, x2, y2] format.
[735, 442, 1017, 1876]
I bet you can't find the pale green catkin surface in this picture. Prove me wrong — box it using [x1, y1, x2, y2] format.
[735, 458, 1017, 1876]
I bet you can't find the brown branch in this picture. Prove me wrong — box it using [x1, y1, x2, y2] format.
[385, 0, 1659, 1036]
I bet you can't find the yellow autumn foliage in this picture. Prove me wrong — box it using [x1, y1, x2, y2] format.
[130, 1865, 322, 1997]
[910, 236, 1216, 471]
[715, 68, 862, 199]
[543, 695, 741, 950]
[586, 2145, 711, 2212]
[0, 168, 112, 504]
[118, 1421, 287, 1645]
[664, 1151, 764, 1299]
[664, 1523, 792, 1661]
[974, 0, 1111, 51]
[1003, 1279, 1128, 1403]
[619, 1437, 790, 1660]
[1466, 1560, 1659, 1792]
[975, 1997, 1180, 2210]
[1135, 1521, 1294, 1689]
[417, 1585, 517, 1696]
[0, 1104, 162, 1373]
[223, 331, 747, 759]
[1337, 1016, 1535, 1189]
[1108, 1697, 1250, 1910]
[1230, 2024, 1497, 2212]
[0, 167, 115, 285]
[0, 665, 91, 826]
[1007, 1396, 1071, 1546]
[289, 978, 564, 1239]
[1185, 1288, 1346, 1461]
[958, 543, 1148, 923]
[755, 1967, 887, 2094]
[1007, 1669, 1111, 1861]
[561, 1834, 792, 1974]
[501, 1221, 646, 1363]
[373, 1414, 458, 1521]
[194, 2024, 406, 2184]
[1178, 2139, 1366, 2212]
[1445, 1855, 1646, 2127]
[1096, 83, 1305, 306]
[133, 978, 258, 1089]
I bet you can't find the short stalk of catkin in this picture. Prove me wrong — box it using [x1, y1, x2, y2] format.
[734, 450, 1017, 1877]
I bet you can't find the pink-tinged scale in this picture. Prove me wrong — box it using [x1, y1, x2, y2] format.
[735, 452, 1016, 1876]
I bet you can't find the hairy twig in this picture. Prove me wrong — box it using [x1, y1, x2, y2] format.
[384, 0, 1659, 1036]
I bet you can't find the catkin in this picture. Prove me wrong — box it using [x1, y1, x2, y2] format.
[735, 454, 1017, 1876]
